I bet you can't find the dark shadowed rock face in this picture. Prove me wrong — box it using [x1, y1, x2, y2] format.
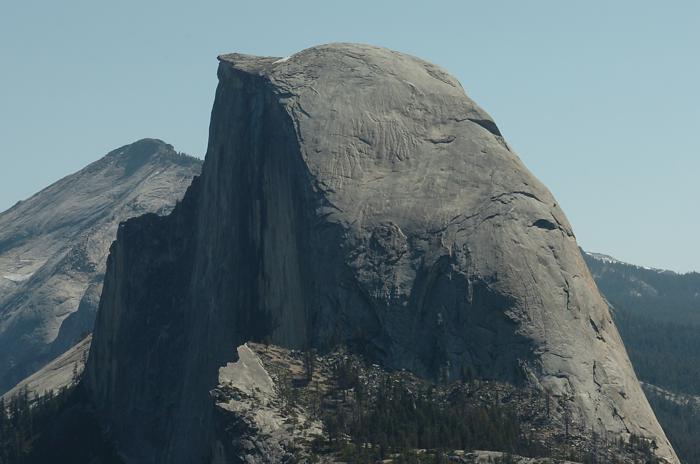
[0, 139, 201, 393]
[85, 44, 678, 463]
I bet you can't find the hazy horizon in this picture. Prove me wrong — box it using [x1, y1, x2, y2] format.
[1, 1, 697, 272]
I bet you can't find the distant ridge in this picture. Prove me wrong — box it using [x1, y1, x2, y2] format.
[584, 249, 693, 275]
[583, 250, 700, 462]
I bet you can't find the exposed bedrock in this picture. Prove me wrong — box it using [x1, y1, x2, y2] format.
[85, 44, 678, 463]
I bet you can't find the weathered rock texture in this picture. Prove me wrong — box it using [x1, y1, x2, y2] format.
[85, 44, 678, 463]
[0, 139, 201, 393]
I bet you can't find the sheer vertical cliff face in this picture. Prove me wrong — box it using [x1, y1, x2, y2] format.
[86, 44, 678, 463]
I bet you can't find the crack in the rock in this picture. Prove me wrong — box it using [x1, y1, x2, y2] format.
[531, 219, 558, 231]
[426, 135, 456, 144]
[589, 317, 605, 342]
[593, 361, 603, 391]
[490, 191, 545, 204]
[467, 118, 502, 137]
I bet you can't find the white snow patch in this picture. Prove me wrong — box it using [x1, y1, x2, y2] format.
[585, 251, 668, 273]
[273, 56, 291, 64]
[586, 251, 625, 265]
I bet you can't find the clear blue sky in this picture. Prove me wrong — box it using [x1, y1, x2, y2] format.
[1, 1, 698, 272]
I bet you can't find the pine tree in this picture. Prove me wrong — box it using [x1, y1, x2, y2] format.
[303, 347, 315, 382]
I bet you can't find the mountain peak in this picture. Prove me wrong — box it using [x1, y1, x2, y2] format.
[100, 138, 200, 176]
[85, 44, 678, 463]
[0, 141, 202, 394]
[111, 137, 170, 151]
[104, 138, 171, 173]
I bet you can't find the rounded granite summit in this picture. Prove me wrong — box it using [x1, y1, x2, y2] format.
[86, 44, 679, 463]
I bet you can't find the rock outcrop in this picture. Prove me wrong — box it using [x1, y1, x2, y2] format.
[211, 344, 323, 464]
[85, 44, 678, 463]
[0, 139, 201, 393]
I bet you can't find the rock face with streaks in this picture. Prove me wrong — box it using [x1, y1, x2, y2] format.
[85, 44, 678, 463]
[0, 139, 201, 393]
